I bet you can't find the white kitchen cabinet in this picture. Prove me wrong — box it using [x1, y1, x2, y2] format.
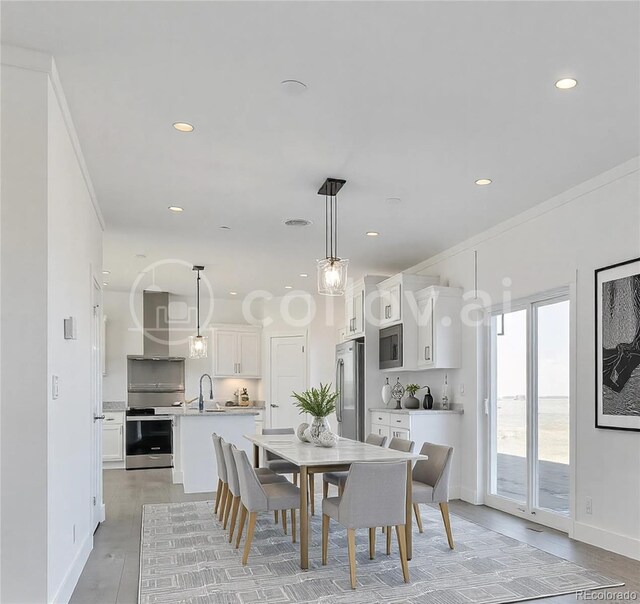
[213, 326, 261, 378]
[416, 286, 462, 369]
[377, 273, 439, 328]
[102, 411, 124, 462]
[344, 276, 387, 339]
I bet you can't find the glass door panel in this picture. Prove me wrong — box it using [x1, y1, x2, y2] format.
[492, 309, 528, 504]
[535, 299, 570, 515]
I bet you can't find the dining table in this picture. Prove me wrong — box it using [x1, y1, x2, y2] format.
[244, 433, 427, 570]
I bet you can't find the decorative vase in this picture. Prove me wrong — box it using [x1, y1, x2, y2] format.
[423, 387, 434, 410]
[391, 378, 405, 410]
[404, 394, 420, 409]
[381, 378, 392, 407]
[309, 416, 331, 446]
[296, 422, 310, 442]
[317, 430, 338, 448]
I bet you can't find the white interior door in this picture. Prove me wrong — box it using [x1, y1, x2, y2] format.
[91, 278, 104, 530]
[269, 335, 307, 429]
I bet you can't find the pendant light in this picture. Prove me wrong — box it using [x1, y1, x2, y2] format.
[317, 177, 348, 296]
[189, 265, 208, 358]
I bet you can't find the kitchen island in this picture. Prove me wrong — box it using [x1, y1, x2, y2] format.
[157, 407, 260, 494]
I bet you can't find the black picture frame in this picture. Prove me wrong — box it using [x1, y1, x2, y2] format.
[595, 256, 640, 431]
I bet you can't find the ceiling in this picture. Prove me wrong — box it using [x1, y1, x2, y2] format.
[3, 1, 639, 297]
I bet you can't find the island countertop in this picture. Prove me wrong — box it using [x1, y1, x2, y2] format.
[154, 407, 260, 417]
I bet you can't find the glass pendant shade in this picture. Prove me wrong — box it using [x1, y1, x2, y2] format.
[317, 258, 349, 296]
[189, 334, 208, 359]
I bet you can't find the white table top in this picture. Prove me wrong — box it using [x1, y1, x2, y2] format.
[244, 433, 427, 466]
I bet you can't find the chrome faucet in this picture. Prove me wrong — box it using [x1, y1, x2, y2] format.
[199, 373, 214, 412]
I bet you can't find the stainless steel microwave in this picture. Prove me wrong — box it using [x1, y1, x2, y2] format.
[379, 324, 403, 369]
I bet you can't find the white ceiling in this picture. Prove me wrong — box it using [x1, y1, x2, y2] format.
[3, 1, 639, 297]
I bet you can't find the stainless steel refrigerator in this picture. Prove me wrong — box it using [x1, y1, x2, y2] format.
[335, 339, 365, 441]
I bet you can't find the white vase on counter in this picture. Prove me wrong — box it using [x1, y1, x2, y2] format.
[309, 416, 332, 447]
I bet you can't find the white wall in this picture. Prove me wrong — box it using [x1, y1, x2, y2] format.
[407, 158, 640, 559]
[1, 47, 104, 603]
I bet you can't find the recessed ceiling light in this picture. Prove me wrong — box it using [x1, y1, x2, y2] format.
[135, 253, 147, 259]
[229, 291, 238, 296]
[168, 206, 184, 213]
[366, 231, 380, 237]
[386, 197, 402, 205]
[284, 285, 293, 289]
[475, 178, 492, 186]
[220, 225, 231, 230]
[173, 122, 194, 132]
[284, 218, 312, 227]
[102, 282, 109, 286]
[281, 79, 308, 96]
[102, 270, 111, 275]
[555, 78, 578, 90]
[299, 273, 308, 278]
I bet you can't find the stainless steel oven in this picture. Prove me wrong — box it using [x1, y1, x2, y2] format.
[126, 410, 173, 469]
[379, 323, 403, 370]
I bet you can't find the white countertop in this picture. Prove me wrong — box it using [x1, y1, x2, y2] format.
[369, 408, 464, 415]
[154, 407, 260, 417]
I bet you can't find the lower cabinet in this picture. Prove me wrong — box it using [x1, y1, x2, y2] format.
[103, 411, 124, 462]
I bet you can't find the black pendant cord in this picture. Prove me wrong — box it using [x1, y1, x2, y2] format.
[196, 269, 201, 337]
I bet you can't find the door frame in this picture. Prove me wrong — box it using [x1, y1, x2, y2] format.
[265, 331, 309, 429]
[90, 272, 105, 529]
[484, 286, 574, 534]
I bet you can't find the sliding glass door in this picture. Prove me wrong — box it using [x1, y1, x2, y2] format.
[488, 291, 571, 531]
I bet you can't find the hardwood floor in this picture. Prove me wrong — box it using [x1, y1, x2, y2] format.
[71, 469, 639, 604]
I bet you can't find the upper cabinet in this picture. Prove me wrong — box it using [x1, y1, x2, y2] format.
[377, 273, 439, 328]
[344, 276, 387, 340]
[416, 286, 462, 369]
[213, 326, 261, 378]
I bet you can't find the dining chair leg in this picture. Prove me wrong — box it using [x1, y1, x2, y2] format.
[368, 527, 376, 560]
[310, 475, 315, 516]
[235, 505, 247, 549]
[439, 502, 455, 549]
[214, 479, 223, 514]
[281, 509, 288, 535]
[322, 479, 329, 499]
[218, 484, 228, 521]
[291, 509, 297, 543]
[293, 473, 298, 487]
[274, 510, 279, 524]
[223, 491, 233, 529]
[395, 525, 410, 583]
[413, 503, 424, 533]
[321, 514, 329, 565]
[386, 526, 391, 555]
[347, 528, 357, 589]
[242, 512, 257, 565]
[228, 496, 241, 543]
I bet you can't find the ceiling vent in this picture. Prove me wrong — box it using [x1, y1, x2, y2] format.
[284, 218, 312, 227]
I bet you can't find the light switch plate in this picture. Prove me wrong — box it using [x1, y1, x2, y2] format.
[64, 317, 77, 340]
[52, 375, 59, 400]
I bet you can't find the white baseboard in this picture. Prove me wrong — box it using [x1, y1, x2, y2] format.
[101, 503, 106, 522]
[103, 460, 124, 470]
[172, 469, 183, 485]
[460, 486, 482, 505]
[50, 532, 93, 604]
[573, 521, 640, 561]
[449, 485, 461, 500]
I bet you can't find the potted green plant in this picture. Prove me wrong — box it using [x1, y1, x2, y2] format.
[404, 384, 424, 409]
[292, 383, 339, 446]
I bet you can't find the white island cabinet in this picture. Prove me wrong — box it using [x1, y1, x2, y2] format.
[165, 408, 259, 493]
[369, 408, 463, 499]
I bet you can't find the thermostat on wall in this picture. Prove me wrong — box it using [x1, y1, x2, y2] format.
[64, 317, 77, 340]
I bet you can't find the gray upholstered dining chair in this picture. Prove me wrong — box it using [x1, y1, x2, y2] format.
[211, 434, 229, 521]
[221, 441, 288, 543]
[321, 461, 409, 589]
[322, 433, 389, 498]
[262, 427, 317, 517]
[412, 442, 455, 549]
[233, 448, 301, 565]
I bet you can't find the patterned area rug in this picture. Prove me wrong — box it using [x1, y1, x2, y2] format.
[139, 500, 621, 603]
